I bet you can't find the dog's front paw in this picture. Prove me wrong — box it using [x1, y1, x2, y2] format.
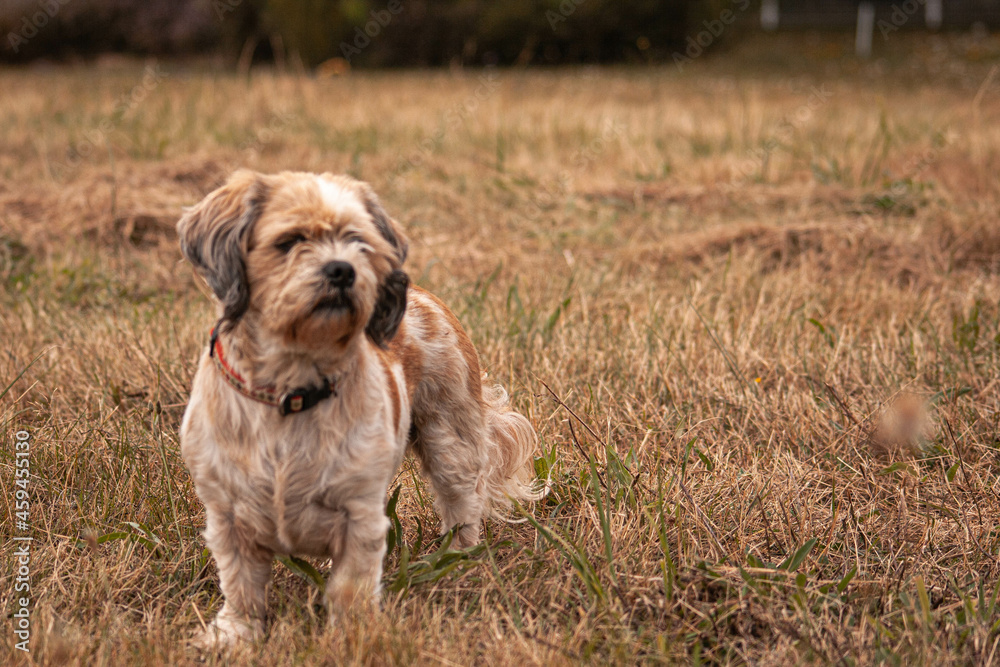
[191, 609, 264, 650]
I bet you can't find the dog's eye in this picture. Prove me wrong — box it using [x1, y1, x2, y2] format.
[275, 234, 306, 254]
[343, 232, 364, 244]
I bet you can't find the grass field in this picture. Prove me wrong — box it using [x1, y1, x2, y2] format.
[3, 34, 1000, 665]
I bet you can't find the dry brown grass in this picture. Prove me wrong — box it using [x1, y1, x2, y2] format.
[3, 35, 1000, 665]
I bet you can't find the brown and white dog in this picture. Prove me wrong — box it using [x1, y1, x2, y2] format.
[176, 170, 538, 645]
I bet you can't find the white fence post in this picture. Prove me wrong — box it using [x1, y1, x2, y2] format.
[761, 0, 780, 31]
[855, 2, 875, 58]
[925, 0, 943, 30]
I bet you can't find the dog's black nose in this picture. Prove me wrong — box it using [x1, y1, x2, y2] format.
[322, 261, 355, 288]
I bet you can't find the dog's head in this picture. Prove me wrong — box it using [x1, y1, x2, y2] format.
[177, 170, 409, 350]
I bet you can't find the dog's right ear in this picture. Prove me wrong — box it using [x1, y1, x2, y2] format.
[366, 269, 409, 348]
[177, 170, 270, 328]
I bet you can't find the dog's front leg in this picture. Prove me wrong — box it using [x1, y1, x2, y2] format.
[325, 497, 389, 621]
[197, 507, 273, 647]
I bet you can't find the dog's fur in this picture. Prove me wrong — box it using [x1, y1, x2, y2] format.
[177, 170, 538, 645]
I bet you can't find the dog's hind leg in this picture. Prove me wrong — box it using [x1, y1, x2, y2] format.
[411, 413, 491, 549]
[413, 384, 540, 549]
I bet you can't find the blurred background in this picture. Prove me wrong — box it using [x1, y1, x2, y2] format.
[5, 3, 1000, 666]
[2, 0, 999, 68]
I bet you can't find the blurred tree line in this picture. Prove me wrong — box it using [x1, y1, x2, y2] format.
[0, 0, 734, 66]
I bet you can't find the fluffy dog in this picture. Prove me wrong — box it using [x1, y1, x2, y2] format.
[176, 170, 538, 645]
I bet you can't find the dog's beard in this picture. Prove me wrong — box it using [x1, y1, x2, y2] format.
[312, 288, 356, 317]
[286, 286, 359, 345]
[270, 282, 373, 351]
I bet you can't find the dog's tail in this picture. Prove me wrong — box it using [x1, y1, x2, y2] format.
[480, 381, 545, 516]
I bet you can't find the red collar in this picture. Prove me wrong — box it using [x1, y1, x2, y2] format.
[209, 326, 336, 416]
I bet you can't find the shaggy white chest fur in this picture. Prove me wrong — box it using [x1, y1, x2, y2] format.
[180, 349, 410, 558]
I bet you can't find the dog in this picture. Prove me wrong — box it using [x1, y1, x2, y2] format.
[176, 170, 539, 645]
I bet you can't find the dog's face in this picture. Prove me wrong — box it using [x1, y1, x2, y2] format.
[177, 170, 409, 351]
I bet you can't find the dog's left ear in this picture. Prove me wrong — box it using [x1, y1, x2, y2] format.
[358, 183, 409, 267]
[366, 268, 409, 347]
[177, 170, 271, 329]
[357, 181, 409, 346]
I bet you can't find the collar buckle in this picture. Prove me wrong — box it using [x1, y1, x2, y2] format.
[279, 378, 333, 416]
